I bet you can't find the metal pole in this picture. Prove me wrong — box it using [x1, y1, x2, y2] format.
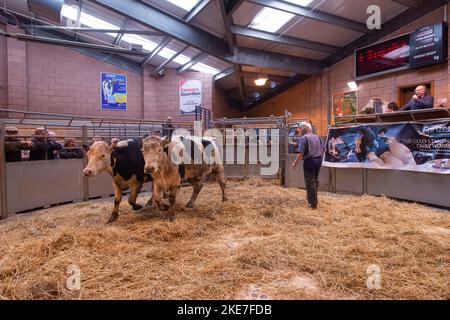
[0, 121, 8, 219]
[82, 126, 89, 202]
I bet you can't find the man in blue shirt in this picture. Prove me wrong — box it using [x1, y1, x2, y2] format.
[292, 122, 324, 209]
[400, 85, 433, 111]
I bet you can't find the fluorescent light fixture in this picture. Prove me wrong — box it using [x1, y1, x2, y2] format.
[248, 0, 313, 33]
[347, 81, 358, 91]
[255, 75, 268, 86]
[165, 0, 200, 11]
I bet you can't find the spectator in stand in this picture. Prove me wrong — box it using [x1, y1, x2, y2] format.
[162, 117, 175, 138]
[60, 138, 84, 159]
[386, 102, 399, 113]
[4, 126, 33, 162]
[29, 127, 50, 161]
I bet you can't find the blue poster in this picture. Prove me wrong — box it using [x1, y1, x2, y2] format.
[101, 73, 127, 110]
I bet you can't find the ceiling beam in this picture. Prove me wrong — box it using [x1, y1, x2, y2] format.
[217, 0, 245, 106]
[151, 45, 190, 77]
[177, 52, 208, 74]
[231, 47, 323, 74]
[112, 18, 129, 46]
[231, 25, 341, 54]
[140, 0, 211, 67]
[140, 37, 172, 66]
[214, 66, 235, 81]
[90, 0, 231, 58]
[225, 0, 246, 16]
[391, 0, 425, 8]
[184, 0, 211, 21]
[20, 25, 162, 35]
[74, 0, 83, 41]
[90, 0, 321, 75]
[247, 0, 372, 34]
[0, 29, 149, 56]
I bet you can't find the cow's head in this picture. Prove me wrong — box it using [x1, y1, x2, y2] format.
[83, 141, 113, 176]
[142, 136, 170, 174]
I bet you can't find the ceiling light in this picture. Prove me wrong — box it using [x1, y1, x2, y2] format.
[255, 75, 268, 86]
[347, 81, 358, 91]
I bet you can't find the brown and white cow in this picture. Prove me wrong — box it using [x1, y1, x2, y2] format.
[141, 136, 181, 221]
[142, 135, 227, 220]
[83, 140, 152, 223]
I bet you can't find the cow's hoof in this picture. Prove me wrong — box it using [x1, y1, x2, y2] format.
[107, 214, 118, 224]
[185, 202, 194, 209]
[132, 204, 143, 211]
[145, 200, 153, 208]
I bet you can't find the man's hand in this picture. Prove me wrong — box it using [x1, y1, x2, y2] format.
[22, 141, 33, 147]
[413, 94, 419, 100]
[291, 161, 298, 169]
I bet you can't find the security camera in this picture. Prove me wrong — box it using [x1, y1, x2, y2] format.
[158, 69, 166, 77]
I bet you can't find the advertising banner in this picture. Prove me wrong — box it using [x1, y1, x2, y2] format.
[101, 73, 127, 110]
[179, 79, 202, 115]
[324, 121, 450, 174]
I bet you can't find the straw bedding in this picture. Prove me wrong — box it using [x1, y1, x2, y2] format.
[0, 179, 449, 300]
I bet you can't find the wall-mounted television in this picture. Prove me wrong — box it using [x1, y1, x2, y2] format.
[355, 22, 448, 80]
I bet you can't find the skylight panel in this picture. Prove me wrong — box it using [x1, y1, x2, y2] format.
[165, 0, 201, 11]
[191, 63, 220, 75]
[248, 8, 295, 33]
[248, 0, 314, 33]
[61, 4, 207, 72]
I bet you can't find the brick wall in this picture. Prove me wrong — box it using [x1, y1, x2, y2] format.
[0, 25, 7, 109]
[245, 6, 450, 136]
[212, 85, 242, 119]
[1, 25, 220, 123]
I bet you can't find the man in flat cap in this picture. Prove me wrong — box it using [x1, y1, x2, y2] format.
[4, 126, 33, 162]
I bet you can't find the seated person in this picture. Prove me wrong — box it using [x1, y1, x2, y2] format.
[29, 127, 50, 161]
[400, 85, 433, 111]
[4, 126, 33, 162]
[60, 138, 84, 159]
[386, 102, 399, 113]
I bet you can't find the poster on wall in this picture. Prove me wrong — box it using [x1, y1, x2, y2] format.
[179, 79, 202, 115]
[323, 121, 450, 174]
[332, 91, 357, 120]
[101, 72, 127, 110]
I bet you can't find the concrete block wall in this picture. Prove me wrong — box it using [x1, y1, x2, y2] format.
[0, 25, 229, 122]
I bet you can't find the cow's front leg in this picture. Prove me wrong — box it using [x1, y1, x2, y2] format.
[153, 184, 169, 211]
[167, 190, 177, 221]
[186, 178, 203, 208]
[108, 184, 122, 223]
[129, 181, 143, 211]
[214, 172, 228, 202]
